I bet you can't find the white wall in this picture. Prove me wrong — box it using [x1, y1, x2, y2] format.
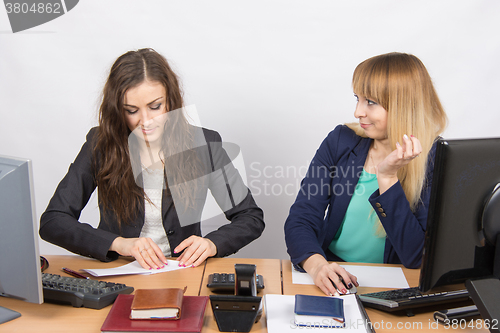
[1, 1, 499, 260]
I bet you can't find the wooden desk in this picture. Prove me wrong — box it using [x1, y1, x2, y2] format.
[0, 255, 206, 333]
[1, 256, 488, 333]
[282, 260, 487, 333]
[200, 257, 282, 333]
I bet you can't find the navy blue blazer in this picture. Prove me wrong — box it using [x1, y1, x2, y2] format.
[284, 125, 435, 269]
[40, 127, 264, 262]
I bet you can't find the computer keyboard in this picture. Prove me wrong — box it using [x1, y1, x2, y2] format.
[207, 273, 265, 292]
[42, 273, 134, 309]
[359, 287, 470, 312]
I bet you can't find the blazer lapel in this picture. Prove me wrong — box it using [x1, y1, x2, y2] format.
[322, 138, 371, 248]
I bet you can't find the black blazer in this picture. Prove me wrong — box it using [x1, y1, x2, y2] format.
[40, 127, 265, 262]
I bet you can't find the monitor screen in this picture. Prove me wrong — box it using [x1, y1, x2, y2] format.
[419, 138, 500, 292]
[0, 156, 43, 311]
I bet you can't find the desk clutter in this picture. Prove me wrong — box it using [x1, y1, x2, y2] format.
[101, 292, 209, 333]
[9, 256, 495, 333]
[100, 264, 265, 333]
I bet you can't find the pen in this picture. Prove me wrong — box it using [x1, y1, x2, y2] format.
[62, 267, 89, 279]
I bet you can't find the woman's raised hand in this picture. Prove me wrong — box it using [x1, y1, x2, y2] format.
[376, 134, 423, 193]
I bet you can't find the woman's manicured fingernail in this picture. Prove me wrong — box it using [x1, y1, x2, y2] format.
[342, 289, 347, 294]
[410, 135, 415, 138]
[403, 134, 409, 140]
[348, 283, 353, 289]
[396, 142, 401, 147]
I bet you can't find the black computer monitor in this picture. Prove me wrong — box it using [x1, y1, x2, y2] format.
[0, 156, 43, 324]
[419, 137, 500, 292]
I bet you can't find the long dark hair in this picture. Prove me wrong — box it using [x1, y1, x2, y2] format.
[93, 48, 195, 227]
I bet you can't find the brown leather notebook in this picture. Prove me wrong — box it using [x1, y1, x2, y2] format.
[130, 288, 185, 320]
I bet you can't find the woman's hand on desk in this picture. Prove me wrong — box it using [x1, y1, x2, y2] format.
[174, 236, 217, 267]
[110, 237, 168, 270]
[302, 254, 358, 296]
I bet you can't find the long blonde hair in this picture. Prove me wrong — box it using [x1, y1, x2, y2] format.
[348, 52, 447, 211]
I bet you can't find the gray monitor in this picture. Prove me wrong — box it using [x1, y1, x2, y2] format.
[0, 155, 43, 324]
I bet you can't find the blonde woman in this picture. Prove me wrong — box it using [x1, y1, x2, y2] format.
[284, 52, 447, 296]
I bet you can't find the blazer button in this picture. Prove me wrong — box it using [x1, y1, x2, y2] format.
[378, 207, 384, 213]
[375, 203, 382, 208]
[167, 230, 175, 235]
[381, 213, 387, 218]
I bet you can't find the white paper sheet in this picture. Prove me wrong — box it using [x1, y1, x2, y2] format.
[265, 294, 370, 332]
[82, 259, 190, 277]
[291, 263, 409, 289]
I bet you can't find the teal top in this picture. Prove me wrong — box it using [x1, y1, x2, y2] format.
[328, 169, 386, 263]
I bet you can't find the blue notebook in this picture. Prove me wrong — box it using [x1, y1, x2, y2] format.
[294, 294, 345, 328]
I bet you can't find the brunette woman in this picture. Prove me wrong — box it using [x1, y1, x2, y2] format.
[40, 48, 264, 269]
